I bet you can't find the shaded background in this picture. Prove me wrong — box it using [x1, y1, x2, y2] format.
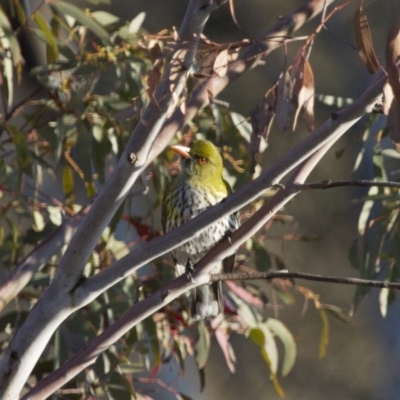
[14, 0, 400, 398]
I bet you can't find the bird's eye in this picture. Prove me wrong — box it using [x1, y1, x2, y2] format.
[198, 157, 206, 165]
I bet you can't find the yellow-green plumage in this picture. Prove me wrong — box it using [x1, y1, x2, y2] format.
[162, 140, 239, 320]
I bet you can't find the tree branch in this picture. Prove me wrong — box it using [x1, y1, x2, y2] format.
[296, 179, 400, 190]
[0, 1, 220, 398]
[22, 67, 388, 398]
[210, 271, 400, 290]
[0, 0, 336, 313]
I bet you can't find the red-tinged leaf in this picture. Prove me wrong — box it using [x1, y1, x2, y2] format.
[213, 49, 228, 78]
[293, 59, 315, 132]
[387, 98, 400, 152]
[386, 16, 400, 103]
[225, 281, 265, 308]
[147, 58, 163, 105]
[250, 84, 277, 174]
[276, 69, 294, 132]
[215, 328, 236, 373]
[353, 1, 380, 74]
[149, 42, 162, 63]
[121, 216, 160, 240]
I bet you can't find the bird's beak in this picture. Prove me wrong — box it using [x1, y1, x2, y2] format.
[170, 144, 191, 159]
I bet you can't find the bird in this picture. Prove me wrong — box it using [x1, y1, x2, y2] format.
[162, 139, 239, 320]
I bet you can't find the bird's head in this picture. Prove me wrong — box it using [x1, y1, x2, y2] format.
[171, 140, 223, 181]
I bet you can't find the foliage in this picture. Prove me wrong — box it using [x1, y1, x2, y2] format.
[0, 0, 398, 399]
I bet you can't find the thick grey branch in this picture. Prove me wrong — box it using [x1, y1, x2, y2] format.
[0, 1, 218, 398]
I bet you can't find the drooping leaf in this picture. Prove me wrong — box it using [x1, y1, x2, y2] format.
[293, 59, 315, 132]
[249, 327, 284, 397]
[225, 281, 266, 308]
[387, 98, 400, 152]
[250, 237, 272, 271]
[353, 1, 380, 74]
[249, 84, 276, 174]
[318, 309, 329, 358]
[214, 328, 236, 373]
[213, 49, 228, 78]
[0, 9, 22, 65]
[33, 12, 59, 63]
[266, 318, 297, 376]
[276, 69, 294, 132]
[3, 123, 32, 188]
[385, 15, 400, 103]
[50, 0, 112, 45]
[228, 0, 240, 28]
[194, 321, 210, 370]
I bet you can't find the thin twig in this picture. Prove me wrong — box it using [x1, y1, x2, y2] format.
[210, 271, 400, 290]
[296, 179, 400, 190]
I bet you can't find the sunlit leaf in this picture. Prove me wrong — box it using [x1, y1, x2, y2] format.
[0, 9, 22, 65]
[316, 94, 353, 107]
[194, 321, 210, 370]
[50, 0, 112, 45]
[266, 318, 297, 376]
[249, 327, 284, 397]
[214, 49, 228, 78]
[33, 12, 59, 63]
[129, 12, 146, 34]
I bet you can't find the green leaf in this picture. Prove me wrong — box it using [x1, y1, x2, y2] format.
[194, 321, 210, 370]
[249, 327, 284, 397]
[230, 111, 252, 142]
[143, 317, 161, 370]
[62, 164, 74, 206]
[0, 9, 22, 65]
[33, 12, 59, 63]
[128, 12, 146, 34]
[3, 123, 32, 187]
[250, 238, 272, 271]
[76, 120, 93, 184]
[319, 304, 352, 323]
[348, 238, 360, 269]
[50, 0, 112, 45]
[266, 319, 297, 376]
[108, 371, 136, 400]
[358, 185, 378, 234]
[318, 309, 329, 358]
[91, 11, 122, 27]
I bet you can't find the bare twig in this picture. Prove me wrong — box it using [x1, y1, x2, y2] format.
[210, 271, 400, 290]
[296, 179, 400, 190]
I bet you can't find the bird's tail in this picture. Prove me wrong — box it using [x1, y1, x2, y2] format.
[191, 281, 223, 320]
